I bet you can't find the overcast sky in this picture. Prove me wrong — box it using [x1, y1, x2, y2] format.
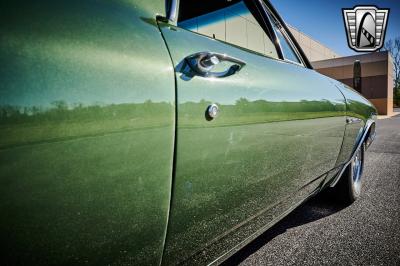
[270, 0, 400, 56]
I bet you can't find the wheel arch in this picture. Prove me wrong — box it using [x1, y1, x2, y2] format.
[329, 118, 376, 188]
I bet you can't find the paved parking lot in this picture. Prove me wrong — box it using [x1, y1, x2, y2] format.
[226, 113, 400, 265]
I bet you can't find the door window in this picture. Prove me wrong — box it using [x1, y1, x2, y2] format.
[178, 0, 279, 59]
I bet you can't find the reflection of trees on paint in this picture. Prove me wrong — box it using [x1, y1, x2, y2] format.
[346, 99, 376, 119]
[0, 101, 174, 149]
[233, 98, 344, 113]
[0, 98, 346, 125]
[0, 98, 348, 149]
[180, 98, 346, 118]
[0, 101, 173, 125]
[0, 97, 347, 126]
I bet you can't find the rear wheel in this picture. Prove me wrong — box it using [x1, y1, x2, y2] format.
[334, 142, 365, 204]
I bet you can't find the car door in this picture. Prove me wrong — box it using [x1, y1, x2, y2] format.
[159, 0, 346, 264]
[0, 1, 175, 265]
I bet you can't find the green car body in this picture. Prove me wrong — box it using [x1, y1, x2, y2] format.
[0, 0, 376, 265]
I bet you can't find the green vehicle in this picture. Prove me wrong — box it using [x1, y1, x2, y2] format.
[0, 0, 377, 265]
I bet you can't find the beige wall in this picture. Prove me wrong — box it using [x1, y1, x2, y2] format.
[288, 25, 340, 62]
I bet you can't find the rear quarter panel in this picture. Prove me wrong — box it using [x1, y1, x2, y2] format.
[334, 82, 376, 165]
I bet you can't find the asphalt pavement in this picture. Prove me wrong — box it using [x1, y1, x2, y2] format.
[225, 113, 400, 266]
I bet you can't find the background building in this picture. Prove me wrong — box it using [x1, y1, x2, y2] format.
[312, 52, 393, 115]
[289, 26, 394, 115]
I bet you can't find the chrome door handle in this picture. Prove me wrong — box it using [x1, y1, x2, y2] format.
[185, 52, 246, 78]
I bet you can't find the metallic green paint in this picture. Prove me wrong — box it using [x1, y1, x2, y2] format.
[0, 0, 174, 265]
[0, 0, 379, 265]
[159, 23, 348, 265]
[333, 82, 377, 166]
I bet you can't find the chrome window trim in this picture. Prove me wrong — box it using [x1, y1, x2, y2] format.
[257, 0, 313, 69]
[167, 0, 179, 24]
[250, 0, 285, 60]
[276, 25, 306, 66]
[258, 0, 306, 67]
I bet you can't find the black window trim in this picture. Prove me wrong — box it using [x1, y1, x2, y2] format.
[249, 0, 284, 60]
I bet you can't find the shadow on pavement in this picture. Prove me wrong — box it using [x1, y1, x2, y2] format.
[223, 192, 347, 265]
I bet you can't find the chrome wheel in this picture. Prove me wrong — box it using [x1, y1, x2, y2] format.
[331, 142, 365, 204]
[351, 146, 364, 196]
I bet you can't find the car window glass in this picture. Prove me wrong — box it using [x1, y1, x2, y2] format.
[178, 0, 279, 59]
[268, 14, 302, 64]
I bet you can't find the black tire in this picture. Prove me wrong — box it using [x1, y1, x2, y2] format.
[333, 142, 365, 204]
